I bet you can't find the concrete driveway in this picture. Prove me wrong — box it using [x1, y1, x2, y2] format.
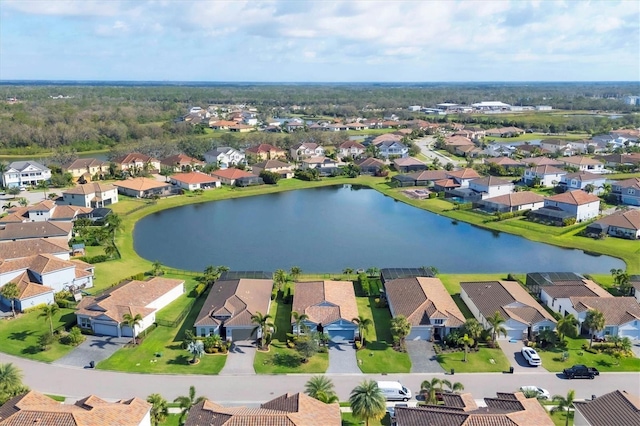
[326, 342, 360, 374]
[219, 340, 256, 375]
[406, 341, 444, 373]
[499, 340, 547, 372]
[631, 340, 640, 358]
[53, 335, 130, 368]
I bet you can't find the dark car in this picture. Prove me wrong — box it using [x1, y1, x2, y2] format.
[563, 364, 599, 379]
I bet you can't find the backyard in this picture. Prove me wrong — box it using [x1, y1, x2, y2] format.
[436, 345, 511, 373]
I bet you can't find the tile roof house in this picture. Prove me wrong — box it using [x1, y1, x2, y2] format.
[185, 393, 340, 426]
[560, 156, 606, 174]
[355, 157, 386, 175]
[76, 277, 184, 338]
[538, 278, 613, 316]
[573, 390, 640, 426]
[477, 191, 545, 213]
[62, 182, 119, 208]
[393, 157, 428, 173]
[566, 296, 640, 340]
[395, 391, 553, 426]
[113, 178, 172, 198]
[245, 143, 286, 161]
[384, 277, 465, 340]
[62, 158, 109, 183]
[338, 140, 366, 158]
[203, 146, 245, 169]
[210, 167, 256, 186]
[595, 153, 640, 168]
[170, 171, 221, 191]
[0, 390, 152, 426]
[251, 159, 294, 179]
[460, 281, 557, 340]
[559, 172, 607, 195]
[612, 177, 640, 206]
[0, 201, 93, 225]
[0, 221, 74, 241]
[485, 127, 525, 137]
[466, 175, 514, 199]
[160, 153, 205, 172]
[292, 280, 358, 342]
[112, 153, 161, 174]
[585, 209, 640, 239]
[0, 238, 70, 261]
[194, 278, 273, 341]
[392, 170, 449, 187]
[1, 161, 52, 189]
[484, 156, 524, 169]
[523, 165, 567, 187]
[290, 142, 325, 161]
[540, 190, 600, 222]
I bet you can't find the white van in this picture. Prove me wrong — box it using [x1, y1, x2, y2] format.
[377, 381, 412, 401]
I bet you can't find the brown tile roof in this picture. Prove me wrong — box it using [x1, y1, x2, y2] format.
[485, 157, 523, 167]
[63, 158, 108, 170]
[482, 191, 544, 207]
[525, 157, 564, 166]
[594, 209, 640, 231]
[0, 238, 69, 260]
[355, 157, 385, 168]
[615, 177, 640, 191]
[171, 172, 219, 184]
[447, 168, 481, 179]
[541, 279, 613, 299]
[112, 152, 157, 164]
[253, 159, 292, 169]
[471, 176, 512, 187]
[160, 153, 205, 167]
[113, 177, 170, 192]
[0, 221, 73, 241]
[385, 277, 465, 328]
[0, 390, 151, 426]
[445, 136, 474, 146]
[372, 133, 402, 145]
[434, 178, 459, 188]
[76, 277, 184, 323]
[546, 189, 600, 206]
[11, 271, 55, 299]
[573, 390, 640, 426]
[246, 144, 284, 154]
[211, 168, 255, 180]
[394, 157, 425, 167]
[0, 213, 25, 224]
[595, 153, 640, 165]
[570, 297, 640, 326]
[194, 279, 273, 327]
[409, 170, 449, 181]
[339, 140, 365, 149]
[62, 182, 116, 196]
[26, 200, 55, 212]
[460, 281, 556, 325]
[561, 156, 601, 166]
[292, 281, 358, 326]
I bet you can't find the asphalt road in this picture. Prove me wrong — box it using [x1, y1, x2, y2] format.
[2, 352, 638, 406]
[414, 136, 462, 167]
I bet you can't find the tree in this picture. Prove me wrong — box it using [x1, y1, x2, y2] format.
[390, 315, 411, 349]
[0, 282, 19, 317]
[186, 340, 204, 364]
[151, 260, 163, 276]
[203, 265, 228, 285]
[39, 304, 59, 335]
[147, 393, 169, 426]
[105, 213, 123, 238]
[349, 379, 386, 426]
[551, 389, 575, 426]
[291, 311, 309, 337]
[174, 386, 206, 424]
[122, 312, 143, 345]
[37, 180, 49, 200]
[305, 375, 338, 403]
[0, 363, 28, 405]
[486, 311, 507, 343]
[610, 268, 631, 295]
[352, 315, 373, 342]
[420, 378, 443, 404]
[442, 379, 464, 393]
[8, 187, 21, 199]
[296, 334, 319, 362]
[2, 201, 14, 211]
[159, 166, 174, 182]
[251, 311, 276, 350]
[273, 269, 288, 293]
[343, 267, 354, 277]
[584, 309, 605, 348]
[17, 197, 28, 207]
[104, 242, 118, 259]
[462, 334, 474, 362]
[462, 319, 483, 349]
[365, 267, 379, 277]
[584, 183, 595, 194]
[289, 266, 302, 281]
[556, 314, 579, 342]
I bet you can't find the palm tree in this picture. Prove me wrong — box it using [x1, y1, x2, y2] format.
[174, 386, 206, 424]
[291, 311, 309, 337]
[289, 266, 302, 281]
[462, 318, 483, 349]
[151, 260, 163, 276]
[584, 183, 595, 194]
[273, 269, 288, 293]
[186, 340, 204, 364]
[352, 315, 373, 342]
[551, 389, 575, 426]
[2, 202, 14, 211]
[122, 312, 143, 345]
[599, 182, 612, 197]
[349, 379, 386, 426]
[343, 267, 354, 278]
[36, 180, 49, 200]
[486, 311, 507, 343]
[0, 282, 19, 317]
[146, 393, 169, 426]
[620, 337, 632, 353]
[104, 242, 118, 259]
[305, 375, 338, 403]
[39, 304, 59, 335]
[0, 363, 28, 404]
[390, 315, 411, 349]
[251, 311, 276, 350]
[159, 166, 174, 182]
[556, 314, 579, 342]
[105, 213, 123, 238]
[442, 379, 464, 393]
[365, 267, 379, 277]
[610, 268, 631, 295]
[17, 197, 27, 207]
[420, 378, 443, 404]
[584, 309, 605, 348]
[462, 333, 474, 362]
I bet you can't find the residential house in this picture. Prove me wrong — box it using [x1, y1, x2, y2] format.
[485, 143, 517, 157]
[170, 172, 220, 191]
[485, 126, 524, 137]
[291, 280, 358, 342]
[245, 144, 286, 162]
[585, 209, 640, 239]
[370, 133, 402, 146]
[193, 278, 273, 340]
[211, 168, 257, 186]
[0, 391, 152, 426]
[524, 157, 565, 167]
[76, 277, 184, 337]
[460, 280, 557, 340]
[300, 157, 340, 176]
[515, 143, 550, 157]
[229, 123, 254, 132]
[384, 277, 465, 340]
[376, 140, 409, 159]
[112, 153, 161, 175]
[0, 201, 92, 224]
[354, 157, 385, 175]
[393, 157, 427, 173]
[395, 392, 553, 426]
[1, 161, 51, 189]
[539, 139, 575, 156]
[185, 393, 340, 426]
[611, 128, 640, 141]
[612, 177, 640, 206]
[113, 178, 172, 198]
[203, 146, 245, 168]
[433, 168, 481, 193]
[62, 182, 119, 208]
[595, 153, 640, 169]
[0, 238, 70, 261]
[251, 159, 294, 179]
[160, 153, 205, 172]
[468, 176, 514, 199]
[444, 135, 474, 155]
[392, 170, 449, 187]
[561, 156, 607, 174]
[525, 272, 586, 296]
[338, 140, 365, 158]
[523, 165, 566, 187]
[477, 191, 545, 213]
[62, 158, 109, 183]
[573, 390, 640, 426]
[235, 175, 264, 187]
[539, 190, 600, 222]
[538, 278, 613, 317]
[0, 221, 74, 241]
[565, 296, 640, 339]
[209, 119, 237, 130]
[559, 172, 607, 194]
[290, 142, 325, 161]
[485, 156, 524, 170]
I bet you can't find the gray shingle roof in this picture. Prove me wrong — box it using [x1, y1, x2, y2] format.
[573, 390, 640, 426]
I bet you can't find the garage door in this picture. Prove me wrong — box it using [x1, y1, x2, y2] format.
[94, 323, 118, 337]
[327, 329, 355, 342]
[121, 326, 133, 338]
[231, 328, 255, 341]
[408, 328, 431, 341]
[619, 329, 640, 339]
[504, 328, 525, 341]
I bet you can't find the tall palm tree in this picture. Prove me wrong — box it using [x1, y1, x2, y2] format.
[122, 312, 143, 345]
[390, 315, 411, 348]
[442, 380, 464, 393]
[556, 314, 579, 342]
[291, 311, 309, 337]
[352, 315, 373, 342]
[36, 180, 49, 200]
[105, 213, 123, 238]
[0, 282, 19, 317]
[551, 389, 575, 426]
[584, 309, 605, 348]
[486, 311, 507, 343]
[17, 197, 27, 207]
[251, 311, 276, 349]
[0, 363, 28, 404]
[151, 260, 163, 276]
[174, 386, 206, 424]
[273, 269, 288, 293]
[462, 318, 483, 349]
[420, 378, 443, 404]
[146, 393, 169, 426]
[39, 304, 59, 335]
[104, 242, 118, 259]
[349, 379, 386, 426]
[289, 266, 302, 281]
[305, 375, 338, 403]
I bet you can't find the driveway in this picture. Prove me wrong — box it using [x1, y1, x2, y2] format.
[219, 340, 256, 375]
[326, 342, 360, 374]
[406, 340, 444, 373]
[53, 335, 130, 368]
[631, 340, 640, 358]
[499, 340, 547, 372]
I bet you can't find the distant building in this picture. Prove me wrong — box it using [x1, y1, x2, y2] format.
[535, 105, 553, 111]
[623, 96, 640, 106]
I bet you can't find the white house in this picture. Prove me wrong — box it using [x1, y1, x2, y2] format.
[565, 297, 640, 340]
[290, 143, 325, 161]
[75, 277, 185, 337]
[539, 279, 613, 317]
[559, 172, 607, 195]
[523, 165, 567, 187]
[468, 176, 514, 199]
[203, 147, 245, 169]
[544, 190, 600, 222]
[338, 140, 366, 158]
[377, 140, 409, 159]
[170, 172, 221, 191]
[560, 156, 607, 174]
[62, 182, 119, 208]
[1, 161, 51, 189]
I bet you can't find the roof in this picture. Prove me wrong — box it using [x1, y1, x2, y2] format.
[76, 277, 184, 323]
[615, 177, 640, 190]
[561, 156, 601, 166]
[291, 281, 358, 326]
[470, 176, 513, 187]
[112, 152, 157, 164]
[355, 157, 385, 168]
[562, 171, 602, 182]
[485, 157, 523, 167]
[592, 209, 640, 232]
[540, 279, 613, 299]
[569, 297, 640, 326]
[460, 281, 556, 326]
[185, 393, 340, 426]
[394, 157, 426, 167]
[6, 161, 48, 172]
[205, 146, 242, 157]
[63, 158, 108, 170]
[339, 140, 365, 149]
[246, 143, 284, 154]
[252, 159, 292, 169]
[525, 157, 564, 166]
[546, 190, 600, 206]
[573, 390, 640, 426]
[113, 177, 169, 192]
[385, 277, 466, 328]
[0, 390, 151, 426]
[0, 221, 73, 241]
[194, 279, 273, 327]
[0, 238, 69, 260]
[409, 170, 449, 181]
[0, 253, 80, 277]
[62, 182, 116, 195]
[447, 168, 481, 180]
[481, 191, 544, 207]
[171, 172, 219, 185]
[381, 268, 435, 282]
[526, 165, 566, 175]
[211, 168, 255, 180]
[160, 153, 205, 167]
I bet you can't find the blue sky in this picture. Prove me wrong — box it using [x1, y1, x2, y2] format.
[1, 0, 638, 82]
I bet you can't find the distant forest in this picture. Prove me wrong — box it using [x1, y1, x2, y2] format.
[0, 82, 638, 159]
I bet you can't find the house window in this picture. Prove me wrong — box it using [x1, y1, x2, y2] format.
[209, 328, 215, 336]
[200, 329, 206, 337]
[79, 317, 91, 328]
[434, 319, 444, 325]
[539, 326, 550, 331]
[629, 189, 635, 195]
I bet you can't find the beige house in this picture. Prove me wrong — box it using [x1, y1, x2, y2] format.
[62, 182, 119, 208]
[113, 178, 171, 198]
[160, 154, 205, 172]
[170, 171, 221, 191]
[62, 158, 109, 183]
[112, 153, 161, 174]
[251, 159, 294, 179]
[245, 144, 286, 161]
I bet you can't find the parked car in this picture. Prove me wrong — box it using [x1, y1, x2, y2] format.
[519, 386, 551, 400]
[563, 364, 599, 379]
[521, 347, 542, 366]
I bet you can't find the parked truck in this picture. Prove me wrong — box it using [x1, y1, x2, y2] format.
[563, 364, 600, 379]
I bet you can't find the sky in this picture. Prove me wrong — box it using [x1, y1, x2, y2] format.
[0, 0, 639, 82]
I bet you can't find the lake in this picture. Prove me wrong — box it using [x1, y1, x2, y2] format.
[133, 185, 624, 273]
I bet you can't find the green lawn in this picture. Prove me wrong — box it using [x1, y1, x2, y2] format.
[342, 412, 390, 425]
[436, 346, 511, 373]
[159, 414, 182, 426]
[537, 338, 640, 373]
[155, 275, 200, 323]
[253, 340, 329, 374]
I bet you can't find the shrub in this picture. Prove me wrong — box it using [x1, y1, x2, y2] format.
[428, 192, 437, 199]
[22, 304, 47, 314]
[86, 255, 109, 264]
[194, 283, 206, 297]
[56, 299, 75, 309]
[38, 332, 55, 351]
[354, 340, 362, 350]
[358, 273, 370, 296]
[61, 327, 85, 346]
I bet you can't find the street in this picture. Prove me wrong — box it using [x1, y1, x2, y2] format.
[414, 136, 463, 168]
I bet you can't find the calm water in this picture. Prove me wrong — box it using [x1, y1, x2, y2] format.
[133, 185, 624, 273]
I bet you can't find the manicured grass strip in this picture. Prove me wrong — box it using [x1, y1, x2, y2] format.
[154, 275, 200, 323]
[253, 340, 328, 374]
[537, 338, 640, 373]
[436, 346, 511, 373]
[342, 412, 390, 426]
[269, 296, 293, 342]
[159, 414, 182, 426]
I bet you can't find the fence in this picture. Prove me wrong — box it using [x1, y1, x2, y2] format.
[156, 298, 196, 328]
